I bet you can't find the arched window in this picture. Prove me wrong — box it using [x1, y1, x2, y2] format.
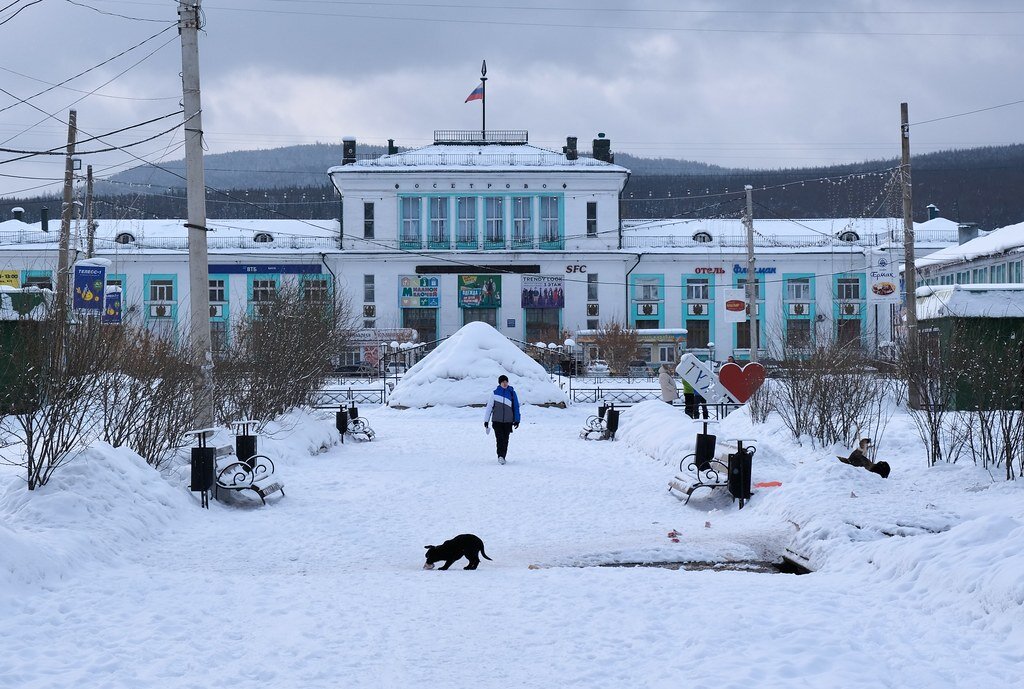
[692, 231, 713, 243]
[114, 232, 135, 244]
[838, 231, 859, 242]
[253, 232, 274, 243]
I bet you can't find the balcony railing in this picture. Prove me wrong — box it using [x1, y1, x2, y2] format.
[620, 228, 959, 249]
[434, 129, 528, 144]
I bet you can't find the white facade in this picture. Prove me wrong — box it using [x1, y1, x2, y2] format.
[0, 131, 961, 366]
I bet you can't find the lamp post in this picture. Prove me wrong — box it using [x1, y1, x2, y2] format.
[564, 337, 576, 394]
[548, 342, 563, 388]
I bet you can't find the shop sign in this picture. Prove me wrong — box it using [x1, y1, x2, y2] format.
[458, 275, 501, 308]
[678, 353, 737, 405]
[722, 287, 747, 323]
[868, 256, 899, 304]
[0, 270, 19, 288]
[694, 267, 725, 275]
[522, 275, 564, 308]
[733, 264, 777, 274]
[102, 287, 122, 324]
[399, 275, 440, 308]
[73, 265, 105, 313]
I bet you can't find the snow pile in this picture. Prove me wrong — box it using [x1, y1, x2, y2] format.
[0, 443, 190, 586]
[387, 321, 567, 408]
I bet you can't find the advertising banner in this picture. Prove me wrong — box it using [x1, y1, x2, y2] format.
[399, 275, 440, 308]
[102, 286, 122, 324]
[868, 255, 900, 304]
[521, 275, 564, 309]
[722, 287, 748, 324]
[458, 275, 501, 308]
[0, 270, 19, 288]
[73, 265, 105, 313]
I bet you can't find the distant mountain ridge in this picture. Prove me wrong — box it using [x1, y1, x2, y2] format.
[10, 142, 1024, 230]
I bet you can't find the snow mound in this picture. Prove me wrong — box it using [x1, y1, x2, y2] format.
[0, 443, 191, 586]
[387, 321, 568, 408]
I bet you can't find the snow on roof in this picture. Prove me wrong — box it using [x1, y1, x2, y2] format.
[329, 143, 628, 173]
[0, 218, 339, 251]
[916, 284, 1024, 320]
[387, 321, 567, 408]
[915, 221, 1024, 270]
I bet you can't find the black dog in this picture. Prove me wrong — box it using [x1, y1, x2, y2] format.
[423, 534, 492, 570]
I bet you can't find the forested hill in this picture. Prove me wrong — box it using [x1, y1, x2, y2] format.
[8, 143, 1024, 230]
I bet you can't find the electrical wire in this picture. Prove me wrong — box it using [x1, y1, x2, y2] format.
[0, 0, 42, 27]
[64, 0, 171, 21]
[909, 98, 1024, 127]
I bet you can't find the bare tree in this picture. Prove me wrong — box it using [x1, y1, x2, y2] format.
[594, 321, 640, 376]
[0, 312, 108, 490]
[214, 283, 357, 429]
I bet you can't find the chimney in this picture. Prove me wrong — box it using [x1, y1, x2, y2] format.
[563, 136, 578, 161]
[342, 137, 356, 165]
[11, 206, 24, 222]
[957, 222, 978, 245]
[592, 132, 612, 163]
[926, 203, 939, 221]
[388, 138, 398, 155]
[40, 206, 49, 232]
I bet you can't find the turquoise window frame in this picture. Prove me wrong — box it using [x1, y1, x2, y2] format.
[510, 196, 534, 250]
[143, 273, 179, 327]
[731, 274, 765, 354]
[246, 273, 280, 317]
[783, 272, 816, 348]
[681, 273, 714, 350]
[398, 195, 423, 250]
[455, 196, 479, 250]
[630, 273, 665, 328]
[208, 273, 230, 323]
[833, 272, 866, 344]
[537, 195, 565, 250]
[482, 195, 505, 250]
[21, 269, 52, 288]
[427, 196, 451, 250]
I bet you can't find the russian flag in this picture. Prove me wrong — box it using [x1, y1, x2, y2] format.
[465, 82, 484, 103]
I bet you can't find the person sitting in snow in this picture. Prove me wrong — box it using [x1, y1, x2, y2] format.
[484, 374, 520, 465]
[838, 438, 891, 479]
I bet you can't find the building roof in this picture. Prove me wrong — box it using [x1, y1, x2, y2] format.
[915, 220, 1024, 270]
[328, 143, 628, 174]
[0, 218, 339, 252]
[916, 284, 1024, 320]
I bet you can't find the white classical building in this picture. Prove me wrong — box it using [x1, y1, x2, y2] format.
[0, 129, 961, 368]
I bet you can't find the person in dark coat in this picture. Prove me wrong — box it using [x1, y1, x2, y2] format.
[839, 438, 891, 478]
[484, 374, 521, 465]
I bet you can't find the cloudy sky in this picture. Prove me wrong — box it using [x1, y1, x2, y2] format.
[1, 0, 1023, 198]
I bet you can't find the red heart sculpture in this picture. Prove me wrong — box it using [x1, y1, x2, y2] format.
[718, 362, 766, 403]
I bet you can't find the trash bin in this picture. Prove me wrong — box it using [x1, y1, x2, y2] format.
[336, 406, 349, 439]
[236, 434, 257, 468]
[190, 447, 215, 492]
[728, 447, 753, 502]
[348, 405, 359, 421]
[695, 433, 716, 472]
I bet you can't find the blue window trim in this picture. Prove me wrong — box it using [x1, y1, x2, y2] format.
[426, 196, 451, 250]
[455, 196, 479, 251]
[833, 272, 866, 342]
[143, 273, 179, 326]
[537, 195, 565, 251]
[209, 273, 230, 322]
[246, 273, 279, 317]
[21, 269, 52, 287]
[482, 195, 506, 250]
[681, 273, 715, 350]
[299, 272, 335, 303]
[783, 272, 816, 346]
[630, 273, 665, 328]
[398, 195, 423, 250]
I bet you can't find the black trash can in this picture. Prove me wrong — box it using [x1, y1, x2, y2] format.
[695, 433, 717, 472]
[728, 447, 753, 502]
[236, 434, 257, 468]
[336, 406, 349, 440]
[598, 404, 608, 420]
[190, 446, 216, 492]
[348, 405, 359, 421]
[605, 408, 621, 439]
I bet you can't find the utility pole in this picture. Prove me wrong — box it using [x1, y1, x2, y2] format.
[743, 184, 759, 362]
[900, 102, 918, 358]
[55, 109, 77, 364]
[85, 164, 95, 258]
[179, 0, 215, 426]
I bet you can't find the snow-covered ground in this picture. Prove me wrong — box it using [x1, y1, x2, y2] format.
[1, 401, 1022, 688]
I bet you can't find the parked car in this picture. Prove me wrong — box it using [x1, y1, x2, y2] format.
[627, 360, 652, 377]
[587, 359, 610, 375]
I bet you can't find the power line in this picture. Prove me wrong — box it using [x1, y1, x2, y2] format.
[0, 0, 42, 27]
[909, 98, 1024, 127]
[64, 0, 172, 21]
[0, 65, 179, 102]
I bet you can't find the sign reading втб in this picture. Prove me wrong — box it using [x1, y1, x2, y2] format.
[677, 353, 738, 405]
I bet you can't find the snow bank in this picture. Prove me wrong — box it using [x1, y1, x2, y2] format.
[387, 321, 567, 408]
[0, 443, 191, 587]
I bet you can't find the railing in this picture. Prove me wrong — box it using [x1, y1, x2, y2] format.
[352, 152, 608, 168]
[377, 238, 564, 251]
[620, 229, 959, 250]
[434, 129, 529, 144]
[314, 388, 384, 408]
[0, 230, 339, 251]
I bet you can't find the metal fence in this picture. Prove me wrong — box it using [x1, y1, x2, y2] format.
[314, 387, 385, 408]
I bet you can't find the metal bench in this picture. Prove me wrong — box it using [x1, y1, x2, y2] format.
[669, 430, 757, 509]
[579, 403, 621, 441]
[215, 445, 285, 505]
[336, 403, 375, 442]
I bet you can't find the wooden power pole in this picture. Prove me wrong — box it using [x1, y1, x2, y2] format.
[85, 164, 95, 258]
[55, 109, 77, 364]
[743, 184, 759, 362]
[179, 0, 215, 426]
[901, 103, 918, 358]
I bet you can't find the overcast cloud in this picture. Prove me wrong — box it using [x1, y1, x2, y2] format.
[1, 0, 1022, 198]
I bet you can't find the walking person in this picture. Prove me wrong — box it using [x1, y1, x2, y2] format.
[681, 378, 696, 418]
[484, 374, 520, 465]
[659, 364, 679, 405]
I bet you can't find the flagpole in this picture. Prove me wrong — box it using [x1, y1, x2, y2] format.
[480, 59, 487, 141]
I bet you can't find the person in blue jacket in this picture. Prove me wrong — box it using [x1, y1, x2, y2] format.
[483, 374, 520, 465]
